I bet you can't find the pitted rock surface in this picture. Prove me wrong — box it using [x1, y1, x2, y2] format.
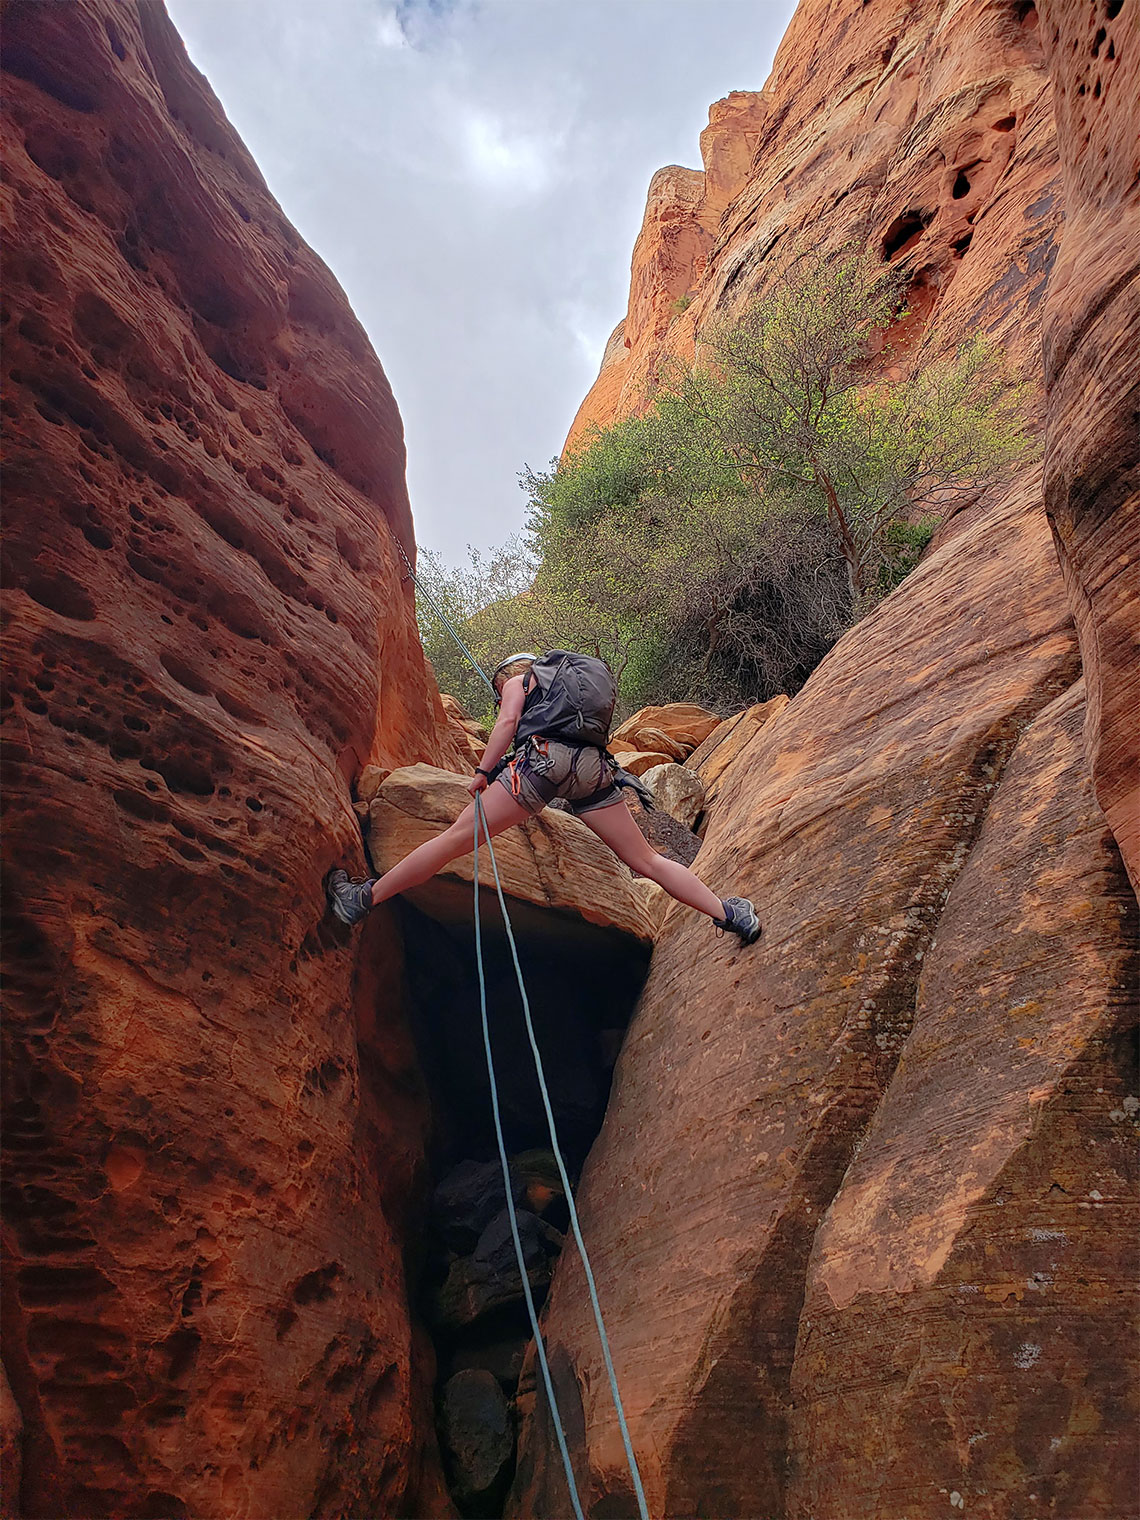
[1037, 0, 1140, 890]
[1, 5, 460, 1516]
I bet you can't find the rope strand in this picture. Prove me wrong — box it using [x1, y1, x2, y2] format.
[390, 530, 497, 699]
[473, 797, 586, 1519]
[474, 794, 650, 1520]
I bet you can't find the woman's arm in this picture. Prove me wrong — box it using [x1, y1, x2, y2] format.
[468, 674, 527, 794]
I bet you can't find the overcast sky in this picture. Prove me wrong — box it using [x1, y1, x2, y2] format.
[165, 0, 795, 562]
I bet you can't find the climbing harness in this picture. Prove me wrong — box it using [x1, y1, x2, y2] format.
[389, 520, 649, 1513]
[473, 794, 649, 1520]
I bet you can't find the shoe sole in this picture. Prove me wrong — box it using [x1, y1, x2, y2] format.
[323, 868, 360, 926]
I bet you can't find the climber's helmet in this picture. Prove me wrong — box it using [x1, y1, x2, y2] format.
[491, 652, 538, 702]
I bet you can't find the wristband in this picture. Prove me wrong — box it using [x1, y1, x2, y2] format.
[475, 767, 493, 780]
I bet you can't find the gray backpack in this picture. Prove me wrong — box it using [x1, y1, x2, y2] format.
[514, 651, 617, 748]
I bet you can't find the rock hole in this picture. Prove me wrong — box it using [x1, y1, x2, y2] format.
[22, 571, 97, 621]
[881, 208, 934, 260]
[1106, 0, 1121, 17]
[18, 1264, 114, 1305]
[160, 652, 211, 696]
[1092, 24, 1106, 52]
[1, 28, 99, 111]
[103, 17, 128, 60]
[952, 170, 971, 199]
[291, 1263, 342, 1305]
[993, 115, 1016, 131]
[166, 1326, 201, 1382]
[155, 753, 215, 798]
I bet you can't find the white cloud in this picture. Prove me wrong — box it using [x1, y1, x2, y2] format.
[374, 8, 410, 50]
[461, 111, 557, 193]
[166, 0, 797, 560]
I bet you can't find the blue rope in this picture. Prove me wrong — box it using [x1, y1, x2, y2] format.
[474, 794, 650, 1520]
[473, 797, 586, 1520]
[391, 533, 498, 700]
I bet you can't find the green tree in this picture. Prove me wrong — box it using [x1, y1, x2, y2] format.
[655, 248, 1032, 601]
[521, 243, 1033, 705]
[420, 244, 1035, 715]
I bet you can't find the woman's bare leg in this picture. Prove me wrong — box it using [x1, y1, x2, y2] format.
[579, 800, 726, 919]
[369, 783, 532, 906]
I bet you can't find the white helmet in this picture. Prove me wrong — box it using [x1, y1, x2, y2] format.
[490, 651, 539, 703]
[491, 652, 539, 683]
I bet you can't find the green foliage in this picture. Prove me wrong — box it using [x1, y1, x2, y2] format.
[670, 293, 693, 315]
[878, 516, 940, 592]
[419, 243, 1035, 715]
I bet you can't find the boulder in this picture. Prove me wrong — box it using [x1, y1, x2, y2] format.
[432, 1210, 561, 1333]
[610, 704, 721, 756]
[432, 1159, 528, 1255]
[448, 1336, 530, 1392]
[609, 749, 676, 777]
[627, 726, 689, 762]
[640, 764, 706, 830]
[439, 1369, 514, 1508]
[367, 765, 657, 944]
[687, 695, 790, 800]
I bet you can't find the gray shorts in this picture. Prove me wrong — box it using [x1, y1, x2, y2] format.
[496, 737, 624, 817]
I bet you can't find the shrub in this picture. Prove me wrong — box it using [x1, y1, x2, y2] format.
[419, 244, 1034, 715]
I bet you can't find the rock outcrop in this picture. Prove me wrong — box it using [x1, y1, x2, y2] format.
[512, 0, 1138, 1513]
[565, 95, 767, 452]
[1, 4, 463, 1516]
[513, 476, 1137, 1520]
[1037, 0, 1140, 890]
[366, 766, 658, 945]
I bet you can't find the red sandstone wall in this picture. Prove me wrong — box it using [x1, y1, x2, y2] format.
[1, 3, 460, 1515]
[1037, 0, 1139, 890]
[513, 0, 1139, 1513]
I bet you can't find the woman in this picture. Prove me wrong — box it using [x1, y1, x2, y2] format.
[326, 653, 761, 943]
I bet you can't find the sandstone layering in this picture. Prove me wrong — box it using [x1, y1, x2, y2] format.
[511, 0, 1138, 1514]
[2, 0, 1136, 1517]
[1, 3, 463, 1515]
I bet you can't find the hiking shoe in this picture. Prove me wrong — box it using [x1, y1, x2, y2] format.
[714, 896, 761, 945]
[325, 868, 377, 926]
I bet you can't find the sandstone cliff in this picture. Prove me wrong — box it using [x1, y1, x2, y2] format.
[2, 0, 1135, 1515]
[513, 0, 1138, 1514]
[1, 3, 465, 1515]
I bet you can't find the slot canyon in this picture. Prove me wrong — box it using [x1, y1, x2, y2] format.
[1, 1, 1135, 1518]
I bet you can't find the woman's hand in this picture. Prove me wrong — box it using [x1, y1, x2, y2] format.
[467, 771, 489, 798]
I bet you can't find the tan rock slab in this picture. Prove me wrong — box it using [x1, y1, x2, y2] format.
[368, 765, 656, 945]
[609, 749, 675, 777]
[611, 704, 721, 755]
[688, 695, 790, 799]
